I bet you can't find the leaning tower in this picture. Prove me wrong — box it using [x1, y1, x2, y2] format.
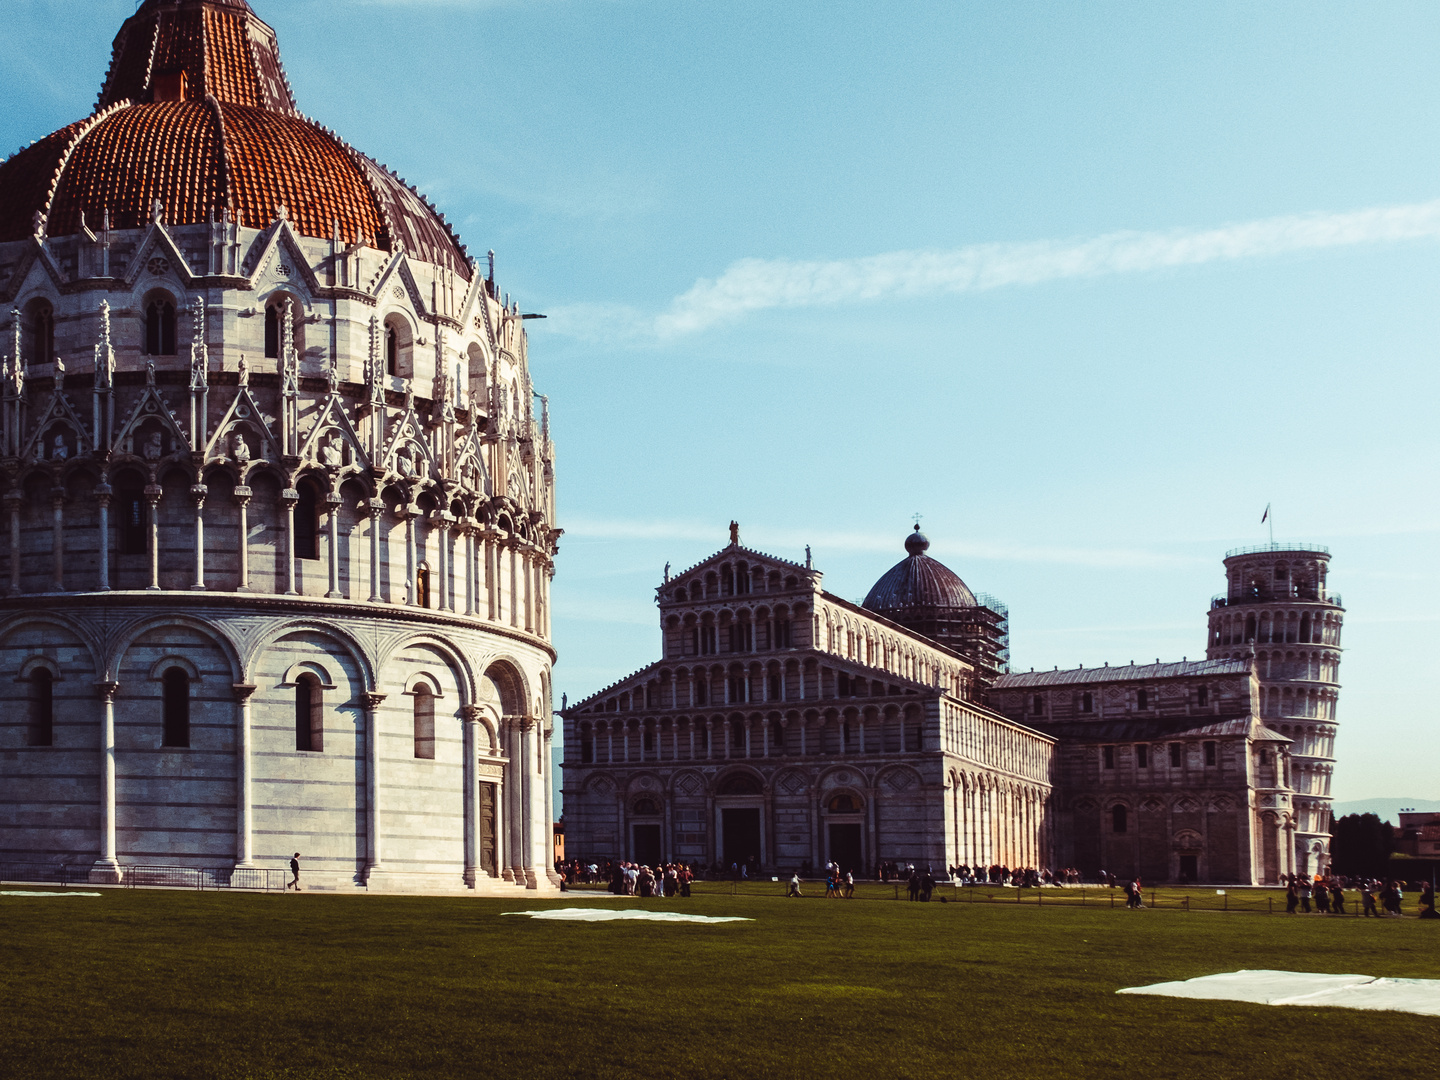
[1206, 544, 1342, 877]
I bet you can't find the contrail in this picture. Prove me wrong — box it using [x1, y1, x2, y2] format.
[547, 198, 1440, 341]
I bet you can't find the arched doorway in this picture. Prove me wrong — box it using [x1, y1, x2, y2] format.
[823, 791, 864, 875]
[716, 772, 764, 871]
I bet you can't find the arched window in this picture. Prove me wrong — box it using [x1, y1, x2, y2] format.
[145, 299, 176, 356]
[264, 303, 280, 359]
[828, 793, 857, 812]
[27, 668, 54, 747]
[162, 667, 190, 747]
[413, 685, 435, 759]
[633, 797, 659, 815]
[385, 325, 398, 376]
[294, 482, 320, 561]
[295, 674, 323, 752]
[731, 720, 745, 749]
[416, 566, 431, 609]
[771, 719, 784, 748]
[24, 300, 54, 364]
[1111, 805, 1127, 834]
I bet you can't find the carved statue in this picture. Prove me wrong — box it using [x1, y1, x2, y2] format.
[51, 434, 67, 461]
[729, 520, 740, 546]
[230, 430, 251, 464]
[321, 436, 342, 468]
[396, 451, 416, 478]
[143, 430, 163, 461]
[237, 354, 249, 386]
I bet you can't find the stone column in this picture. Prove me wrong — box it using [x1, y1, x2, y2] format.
[233, 683, 257, 866]
[367, 500, 383, 602]
[50, 487, 64, 591]
[280, 488, 298, 595]
[520, 718, 539, 888]
[362, 691, 387, 880]
[325, 492, 342, 598]
[92, 681, 122, 883]
[403, 508, 417, 606]
[6, 493, 21, 595]
[96, 484, 111, 591]
[233, 486, 251, 591]
[462, 525, 476, 615]
[145, 484, 162, 590]
[461, 705, 480, 886]
[189, 483, 207, 590]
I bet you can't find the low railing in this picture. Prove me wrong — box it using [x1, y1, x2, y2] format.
[0, 861, 287, 892]
[1211, 592, 1341, 609]
[0, 861, 87, 887]
[1225, 542, 1330, 558]
[124, 865, 287, 891]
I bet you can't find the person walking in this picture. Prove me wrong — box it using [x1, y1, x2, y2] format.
[787, 872, 803, 898]
[287, 852, 301, 891]
[1361, 882, 1378, 917]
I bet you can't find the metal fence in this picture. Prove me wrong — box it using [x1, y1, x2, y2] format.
[0, 861, 287, 892]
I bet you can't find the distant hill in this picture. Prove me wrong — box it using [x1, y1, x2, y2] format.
[1332, 799, 1440, 824]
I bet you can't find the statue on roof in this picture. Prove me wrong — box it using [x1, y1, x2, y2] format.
[729, 520, 740, 546]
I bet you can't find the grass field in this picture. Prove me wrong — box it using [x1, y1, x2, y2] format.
[2, 882, 1437, 1080]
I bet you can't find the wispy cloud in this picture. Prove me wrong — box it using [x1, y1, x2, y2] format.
[561, 515, 1204, 570]
[547, 198, 1440, 342]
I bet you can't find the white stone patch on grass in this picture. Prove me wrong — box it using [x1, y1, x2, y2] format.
[1118, 970, 1440, 1016]
[0, 891, 103, 898]
[503, 908, 751, 924]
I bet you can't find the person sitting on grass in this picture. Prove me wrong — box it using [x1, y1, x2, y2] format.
[787, 872, 802, 898]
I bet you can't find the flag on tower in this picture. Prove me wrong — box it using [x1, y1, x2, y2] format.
[1261, 504, 1270, 524]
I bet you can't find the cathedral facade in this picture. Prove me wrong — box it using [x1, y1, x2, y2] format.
[0, 0, 560, 892]
[563, 531, 1340, 885]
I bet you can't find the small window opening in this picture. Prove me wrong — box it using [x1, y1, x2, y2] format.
[1112, 805, 1128, 834]
[1032, 694, 1044, 716]
[161, 667, 190, 748]
[413, 685, 435, 759]
[295, 483, 320, 561]
[416, 566, 431, 609]
[295, 674, 323, 752]
[27, 668, 54, 747]
[1103, 745, 1114, 769]
[145, 299, 176, 356]
[1137, 689, 1148, 710]
[1169, 742, 1183, 768]
[1136, 744, 1148, 768]
[1080, 691, 1093, 714]
[1204, 741, 1217, 767]
[1197, 686, 1208, 707]
[828, 793, 857, 812]
[264, 304, 281, 359]
[385, 325, 398, 376]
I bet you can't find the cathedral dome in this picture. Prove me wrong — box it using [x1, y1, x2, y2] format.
[0, 0, 470, 276]
[863, 525, 978, 613]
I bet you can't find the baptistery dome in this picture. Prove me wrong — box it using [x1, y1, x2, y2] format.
[0, 0, 468, 274]
[0, 0, 559, 895]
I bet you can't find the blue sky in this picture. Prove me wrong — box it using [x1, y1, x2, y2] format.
[6, 1, 1438, 801]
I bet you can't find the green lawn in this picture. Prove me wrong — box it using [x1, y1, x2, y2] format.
[2, 882, 1436, 1079]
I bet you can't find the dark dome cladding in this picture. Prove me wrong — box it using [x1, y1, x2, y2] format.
[863, 525, 978, 613]
[0, 0, 471, 277]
